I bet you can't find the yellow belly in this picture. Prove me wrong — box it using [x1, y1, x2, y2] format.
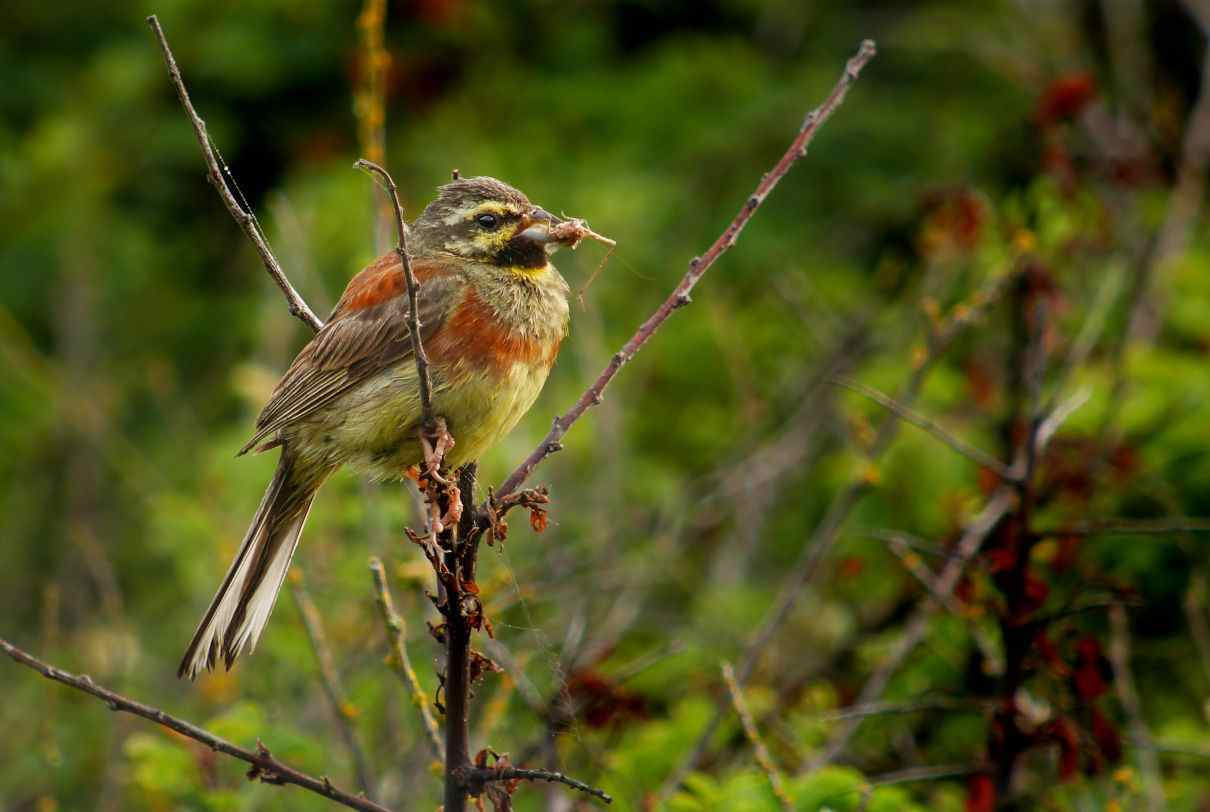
[289, 357, 552, 479]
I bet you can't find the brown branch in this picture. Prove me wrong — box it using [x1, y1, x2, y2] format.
[831, 377, 1016, 481]
[353, 159, 434, 425]
[884, 534, 1004, 675]
[368, 557, 444, 760]
[494, 38, 877, 499]
[1, 637, 391, 812]
[289, 571, 376, 797]
[146, 15, 323, 333]
[1034, 517, 1210, 537]
[443, 463, 480, 812]
[722, 661, 794, 812]
[465, 766, 613, 805]
[803, 484, 1019, 773]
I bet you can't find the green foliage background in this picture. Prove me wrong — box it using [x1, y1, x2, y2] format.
[3, 1, 1210, 810]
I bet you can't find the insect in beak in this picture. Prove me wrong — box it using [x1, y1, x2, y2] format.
[517, 207, 556, 245]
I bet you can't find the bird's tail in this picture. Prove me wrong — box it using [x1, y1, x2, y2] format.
[178, 454, 326, 680]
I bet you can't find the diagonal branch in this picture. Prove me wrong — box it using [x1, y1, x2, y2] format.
[802, 389, 1088, 773]
[289, 571, 376, 797]
[146, 15, 323, 333]
[722, 661, 794, 812]
[369, 557, 444, 760]
[831, 376, 1016, 481]
[1, 637, 392, 812]
[494, 39, 877, 499]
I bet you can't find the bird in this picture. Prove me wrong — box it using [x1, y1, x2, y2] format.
[179, 176, 572, 680]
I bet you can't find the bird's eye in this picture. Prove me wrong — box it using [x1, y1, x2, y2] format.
[476, 213, 499, 230]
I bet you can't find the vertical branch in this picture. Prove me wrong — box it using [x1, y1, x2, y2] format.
[369, 557, 444, 760]
[289, 572, 376, 797]
[441, 463, 480, 812]
[353, 159, 434, 424]
[354, 0, 392, 253]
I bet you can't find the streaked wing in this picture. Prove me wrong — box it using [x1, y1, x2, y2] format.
[239, 254, 461, 454]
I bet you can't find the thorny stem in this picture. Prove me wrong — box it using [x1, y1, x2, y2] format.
[146, 15, 323, 333]
[493, 39, 877, 500]
[0, 638, 390, 812]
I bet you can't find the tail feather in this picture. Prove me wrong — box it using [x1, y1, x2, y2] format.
[178, 455, 323, 680]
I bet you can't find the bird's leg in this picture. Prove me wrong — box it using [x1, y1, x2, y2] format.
[419, 417, 456, 486]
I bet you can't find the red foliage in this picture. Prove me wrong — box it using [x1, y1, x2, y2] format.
[1022, 571, 1050, 613]
[1090, 705, 1123, 765]
[919, 188, 987, 257]
[1036, 73, 1098, 126]
[837, 555, 865, 579]
[1048, 717, 1081, 780]
[965, 774, 996, 812]
[1073, 636, 1108, 700]
[1034, 632, 1072, 677]
[565, 670, 647, 729]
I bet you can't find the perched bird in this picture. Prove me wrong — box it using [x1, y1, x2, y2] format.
[179, 176, 572, 679]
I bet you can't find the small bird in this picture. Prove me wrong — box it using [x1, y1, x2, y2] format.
[179, 176, 572, 679]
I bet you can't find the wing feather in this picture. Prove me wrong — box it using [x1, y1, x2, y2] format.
[239, 256, 461, 455]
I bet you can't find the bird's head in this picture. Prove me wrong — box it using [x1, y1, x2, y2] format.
[410, 176, 561, 273]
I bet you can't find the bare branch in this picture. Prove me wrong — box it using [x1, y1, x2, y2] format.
[368, 557, 444, 760]
[467, 766, 613, 805]
[146, 15, 323, 333]
[289, 571, 375, 797]
[803, 485, 1018, 773]
[804, 389, 1087, 773]
[353, 159, 434, 426]
[1, 637, 391, 812]
[831, 376, 1015, 481]
[884, 535, 1004, 675]
[1035, 517, 1210, 537]
[722, 661, 794, 812]
[494, 39, 877, 499]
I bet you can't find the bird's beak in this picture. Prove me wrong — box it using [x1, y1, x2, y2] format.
[517, 207, 555, 244]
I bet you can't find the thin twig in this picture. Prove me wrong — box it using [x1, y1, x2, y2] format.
[494, 39, 877, 499]
[884, 535, 1004, 675]
[353, 159, 434, 425]
[146, 15, 322, 333]
[1, 637, 391, 812]
[657, 270, 1013, 802]
[368, 557, 444, 760]
[832, 376, 1016, 481]
[468, 767, 613, 805]
[1108, 604, 1165, 812]
[803, 484, 1020, 773]
[812, 697, 988, 722]
[1034, 517, 1210, 537]
[289, 572, 376, 798]
[721, 661, 794, 812]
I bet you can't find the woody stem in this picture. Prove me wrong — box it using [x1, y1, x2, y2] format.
[442, 463, 479, 812]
